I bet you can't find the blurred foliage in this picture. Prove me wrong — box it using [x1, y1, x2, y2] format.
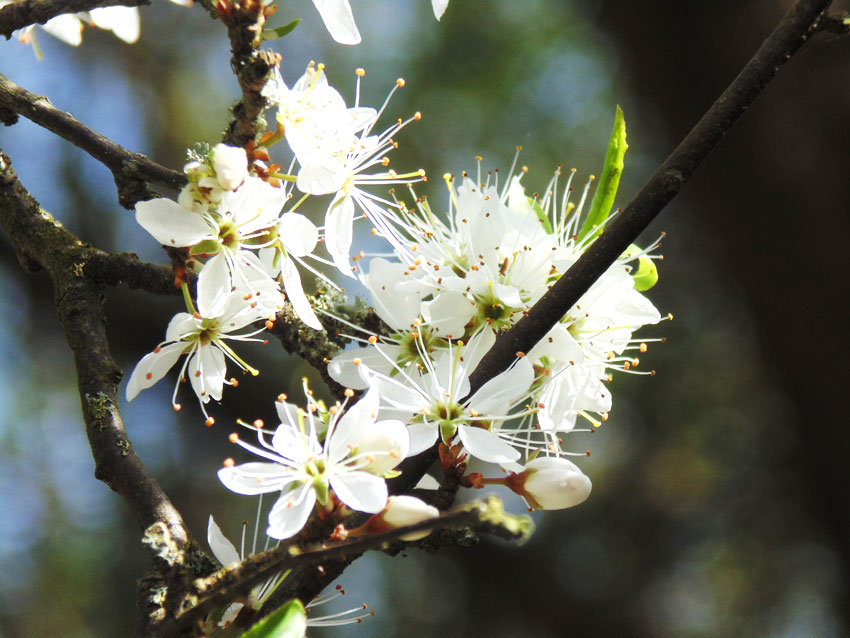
[0, 1, 848, 637]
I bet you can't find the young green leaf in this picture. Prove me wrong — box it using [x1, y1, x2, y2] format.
[262, 19, 301, 41]
[239, 599, 307, 638]
[530, 197, 554, 234]
[631, 255, 658, 291]
[622, 243, 659, 291]
[578, 105, 628, 242]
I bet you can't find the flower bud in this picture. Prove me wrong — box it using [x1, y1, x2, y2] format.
[211, 143, 248, 190]
[382, 496, 440, 541]
[519, 456, 591, 510]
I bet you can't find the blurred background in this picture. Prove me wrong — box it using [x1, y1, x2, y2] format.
[1, 0, 849, 636]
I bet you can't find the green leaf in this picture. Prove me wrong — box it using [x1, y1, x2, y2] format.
[239, 599, 307, 638]
[262, 19, 301, 41]
[622, 244, 658, 291]
[631, 256, 658, 291]
[530, 197, 553, 234]
[578, 105, 628, 242]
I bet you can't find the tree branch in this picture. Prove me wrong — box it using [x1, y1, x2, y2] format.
[156, 496, 532, 636]
[85, 251, 181, 295]
[0, 149, 188, 542]
[215, 0, 278, 146]
[265, 292, 386, 401]
[263, 0, 836, 612]
[0, 72, 186, 208]
[816, 12, 850, 35]
[467, 0, 833, 395]
[0, 0, 150, 38]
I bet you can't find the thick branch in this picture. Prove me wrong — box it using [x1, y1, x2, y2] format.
[467, 0, 833, 394]
[85, 252, 180, 295]
[0, 150, 188, 543]
[0, 0, 150, 37]
[0, 73, 186, 208]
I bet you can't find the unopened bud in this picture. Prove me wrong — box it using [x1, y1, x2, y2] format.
[381, 496, 439, 541]
[517, 457, 591, 510]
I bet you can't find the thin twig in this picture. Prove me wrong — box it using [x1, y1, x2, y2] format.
[0, 0, 150, 37]
[816, 13, 850, 35]
[0, 73, 186, 208]
[157, 496, 530, 636]
[85, 252, 181, 295]
[467, 0, 833, 395]
[265, 0, 835, 612]
[215, 0, 279, 146]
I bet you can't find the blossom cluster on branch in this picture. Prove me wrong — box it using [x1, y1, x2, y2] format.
[120, 43, 664, 638]
[0, 0, 678, 635]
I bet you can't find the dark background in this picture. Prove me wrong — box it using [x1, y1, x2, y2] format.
[0, 1, 848, 636]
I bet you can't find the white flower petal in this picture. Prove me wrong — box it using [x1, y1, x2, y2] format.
[421, 291, 475, 338]
[220, 176, 286, 232]
[41, 15, 83, 46]
[279, 213, 318, 257]
[272, 421, 321, 464]
[197, 253, 232, 318]
[431, 0, 449, 20]
[189, 344, 226, 402]
[406, 421, 438, 456]
[207, 516, 241, 567]
[296, 162, 347, 196]
[165, 312, 199, 342]
[328, 346, 397, 390]
[330, 471, 387, 513]
[267, 484, 316, 540]
[217, 462, 294, 496]
[89, 6, 140, 43]
[281, 256, 323, 330]
[125, 342, 186, 401]
[467, 358, 533, 415]
[362, 257, 425, 329]
[457, 425, 520, 464]
[311, 0, 361, 45]
[324, 195, 355, 277]
[334, 386, 380, 438]
[135, 198, 213, 247]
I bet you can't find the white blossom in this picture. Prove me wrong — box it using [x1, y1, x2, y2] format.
[218, 387, 409, 540]
[125, 288, 267, 418]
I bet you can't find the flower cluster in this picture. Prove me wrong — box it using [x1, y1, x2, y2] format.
[119, 11, 664, 629]
[126, 62, 422, 416]
[327, 164, 664, 481]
